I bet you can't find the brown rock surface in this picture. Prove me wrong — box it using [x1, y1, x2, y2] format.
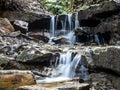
[0, 18, 14, 34]
[0, 0, 51, 22]
[0, 70, 36, 88]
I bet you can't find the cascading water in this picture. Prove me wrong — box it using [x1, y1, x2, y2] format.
[94, 34, 100, 45]
[75, 12, 80, 29]
[50, 16, 55, 37]
[54, 52, 81, 78]
[49, 14, 78, 44]
[68, 14, 72, 31]
[37, 51, 82, 83]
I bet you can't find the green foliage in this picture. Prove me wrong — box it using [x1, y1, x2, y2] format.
[41, 0, 74, 14]
[41, 0, 109, 14]
[80, 5, 89, 10]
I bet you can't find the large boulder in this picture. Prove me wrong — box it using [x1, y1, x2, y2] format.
[77, 1, 120, 20]
[0, 0, 51, 22]
[92, 46, 120, 73]
[0, 70, 36, 88]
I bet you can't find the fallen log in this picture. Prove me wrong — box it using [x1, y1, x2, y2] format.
[0, 70, 36, 88]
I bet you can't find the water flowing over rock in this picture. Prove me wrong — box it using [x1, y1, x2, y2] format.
[0, 0, 120, 90]
[36, 51, 84, 84]
[49, 13, 80, 44]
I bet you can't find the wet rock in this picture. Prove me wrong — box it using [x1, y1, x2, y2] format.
[51, 37, 69, 44]
[0, 70, 36, 88]
[16, 82, 89, 90]
[0, 18, 14, 35]
[14, 20, 28, 34]
[75, 27, 91, 44]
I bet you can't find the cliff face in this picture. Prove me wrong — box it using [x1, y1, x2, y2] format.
[74, 0, 109, 11]
[0, 0, 51, 22]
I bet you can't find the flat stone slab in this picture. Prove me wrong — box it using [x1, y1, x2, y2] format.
[16, 82, 89, 90]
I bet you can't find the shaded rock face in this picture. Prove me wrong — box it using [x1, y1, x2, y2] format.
[0, 0, 27, 11]
[13, 20, 28, 34]
[0, 0, 51, 22]
[77, 1, 120, 20]
[92, 46, 120, 74]
[88, 46, 120, 89]
[75, 1, 120, 45]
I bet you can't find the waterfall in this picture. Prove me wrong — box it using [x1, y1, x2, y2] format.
[75, 12, 80, 29]
[65, 31, 76, 44]
[94, 34, 100, 45]
[80, 65, 89, 81]
[50, 16, 55, 37]
[51, 52, 82, 78]
[37, 51, 82, 83]
[60, 15, 67, 35]
[68, 14, 72, 31]
[49, 13, 81, 44]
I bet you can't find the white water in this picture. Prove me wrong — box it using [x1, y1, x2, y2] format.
[50, 16, 55, 37]
[65, 31, 76, 44]
[49, 14, 76, 44]
[94, 34, 100, 45]
[37, 51, 82, 83]
[75, 12, 80, 29]
[68, 14, 72, 31]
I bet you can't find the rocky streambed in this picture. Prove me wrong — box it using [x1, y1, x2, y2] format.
[0, 33, 119, 90]
[0, 0, 120, 90]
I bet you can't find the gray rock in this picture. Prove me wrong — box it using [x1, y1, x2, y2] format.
[14, 20, 28, 34]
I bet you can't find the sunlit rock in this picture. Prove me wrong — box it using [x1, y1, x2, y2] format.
[0, 18, 14, 35]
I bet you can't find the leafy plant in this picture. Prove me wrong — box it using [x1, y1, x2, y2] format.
[80, 5, 89, 10]
[41, 0, 74, 14]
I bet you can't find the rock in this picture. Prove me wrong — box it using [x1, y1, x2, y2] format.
[93, 19, 120, 33]
[107, 74, 120, 90]
[14, 20, 28, 34]
[0, 55, 11, 70]
[16, 48, 53, 63]
[29, 33, 49, 43]
[51, 37, 69, 44]
[75, 27, 91, 43]
[76, 1, 120, 20]
[0, 0, 51, 22]
[0, 18, 14, 35]
[0, 0, 27, 11]
[92, 46, 120, 73]
[0, 11, 50, 22]
[16, 82, 89, 90]
[89, 73, 116, 90]
[0, 70, 36, 88]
